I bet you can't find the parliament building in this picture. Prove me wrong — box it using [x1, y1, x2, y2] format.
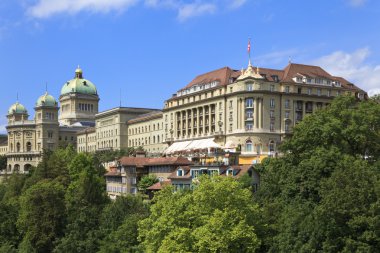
[0, 57, 367, 173]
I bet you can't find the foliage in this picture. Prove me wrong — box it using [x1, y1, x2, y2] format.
[17, 180, 66, 252]
[138, 175, 159, 192]
[255, 96, 380, 252]
[98, 195, 149, 253]
[139, 176, 262, 252]
[0, 155, 7, 170]
[54, 153, 109, 252]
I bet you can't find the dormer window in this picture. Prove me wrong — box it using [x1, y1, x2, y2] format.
[272, 75, 279, 82]
[177, 169, 183, 177]
[227, 168, 234, 176]
[296, 77, 302, 82]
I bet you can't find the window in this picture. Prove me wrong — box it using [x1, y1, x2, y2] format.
[285, 99, 290, 108]
[177, 169, 183, 177]
[270, 85, 275, 92]
[16, 142, 20, 152]
[317, 88, 321, 96]
[285, 111, 290, 119]
[229, 111, 233, 121]
[297, 87, 302, 94]
[246, 110, 253, 119]
[285, 86, 290, 93]
[270, 110, 274, 119]
[245, 140, 253, 152]
[26, 142, 32, 152]
[245, 122, 253, 130]
[229, 100, 233, 108]
[246, 83, 253, 91]
[327, 90, 331, 97]
[285, 121, 290, 132]
[307, 88, 312, 95]
[48, 131, 53, 139]
[270, 122, 275, 132]
[269, 141, 275, 152]
[270, 98, 275, 108]
[245, 98, 254, 108]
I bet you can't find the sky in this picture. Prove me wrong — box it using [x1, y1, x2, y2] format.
[0, 0, 380, 132]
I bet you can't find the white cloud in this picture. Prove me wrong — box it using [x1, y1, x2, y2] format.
[254, 48, 300, 66]
[347, 0, 367, 7]
[178, 2, 216, 21]
[27, 0, 248, 20]
[228, 0, 247, 9]
[312, 48, 380, 96]
[27, 0, 139, 18]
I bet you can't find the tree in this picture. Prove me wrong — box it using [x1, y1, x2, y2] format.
[138, 176, 262, 252]
[98, 195, 149, 253]
[17, 180, 66, 252]
[255, 96, 380, 252]
[53, 153, 108, 252]
[0, 155, 7, 171]
[138, 175, 159, 192]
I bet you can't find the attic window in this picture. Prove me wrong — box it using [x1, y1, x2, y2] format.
[227, 168, 234, 176]
[177, 169, 183, 177]
[83, 81, 87, 86]
[272, 75, 279, 82]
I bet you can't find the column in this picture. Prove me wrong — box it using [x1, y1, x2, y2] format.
[185, 110, 188, 137]
[303, 101, 306, 118]
[255, 98, 259, 128]
[240, 98, 245, 130]
[202, 106, 206, 136]
[258, 98, 262, 129]
[209, 105, 212, 135]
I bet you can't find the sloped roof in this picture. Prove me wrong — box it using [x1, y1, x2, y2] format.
[175, 63, 364, 93]
[119, 156, 193, 167]
[127, 111, 163, 124]
[181, 67, 240, 91]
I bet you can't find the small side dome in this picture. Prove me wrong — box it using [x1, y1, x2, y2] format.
[60, 66, 97, 96]
[8, 102, 28, 115]
[36, 92, 57, 107]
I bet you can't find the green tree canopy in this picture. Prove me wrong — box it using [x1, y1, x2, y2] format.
[255, 96, 380, 252]
[17, 180, 65, 252]
[139, 176, 262, 252]
[138, 175, 159, 192]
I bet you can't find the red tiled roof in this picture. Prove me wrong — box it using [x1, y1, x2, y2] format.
[181, 67, 240, 90]
[147, 180, 172, 190]
[174, 63, 364, 93]
[119, 156, 193, 167]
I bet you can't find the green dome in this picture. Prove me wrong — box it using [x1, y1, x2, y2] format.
[60, 66, 97, 96]
[8, 102, 27, 115]
[36, 92, 57, 107]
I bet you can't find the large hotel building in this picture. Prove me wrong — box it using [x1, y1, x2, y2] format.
[0, 58, 366, 174]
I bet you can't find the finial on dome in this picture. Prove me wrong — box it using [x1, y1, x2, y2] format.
[75, 65, 83, 79]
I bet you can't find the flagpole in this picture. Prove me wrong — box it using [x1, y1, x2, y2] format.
[248, 38, 251, 66]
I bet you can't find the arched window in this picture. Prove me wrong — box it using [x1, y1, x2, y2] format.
[157, 135, 160, 143]
[26, 142, 32, 152]
[153, 136, 156, 143]
[16, 142, 21, 152]
[245, 140, 253, 152]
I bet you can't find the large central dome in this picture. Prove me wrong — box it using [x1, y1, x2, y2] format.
[60, 66, 97, 96]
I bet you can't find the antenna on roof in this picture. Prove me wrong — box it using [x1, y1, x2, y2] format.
[45, 82, 48, 93]
[288, 56, 292, 64]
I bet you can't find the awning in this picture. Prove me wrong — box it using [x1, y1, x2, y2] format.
[164, 138, 221, 154]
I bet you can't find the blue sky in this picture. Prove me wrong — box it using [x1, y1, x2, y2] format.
[1, 0, 380, 132]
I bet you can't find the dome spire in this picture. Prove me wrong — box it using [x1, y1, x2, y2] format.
[75, 65, 83, 79]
